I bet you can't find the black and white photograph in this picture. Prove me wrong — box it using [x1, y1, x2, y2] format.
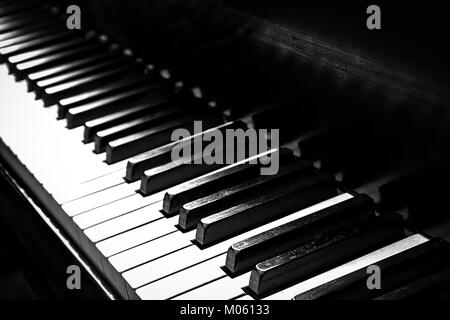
[0, 0, 450, 304]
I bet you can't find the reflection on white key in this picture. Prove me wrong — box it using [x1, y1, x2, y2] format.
[96, 215, 179, 256]
[136, 254, 227, 300]
[173, 273, 249, 300]
[62, 181, 140, 216]
[265, 234, 429, 300]
[84, 202, 163, 242]
[122, 194, 354, 289]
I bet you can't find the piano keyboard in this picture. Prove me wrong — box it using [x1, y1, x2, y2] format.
[1, 0, 450, 300]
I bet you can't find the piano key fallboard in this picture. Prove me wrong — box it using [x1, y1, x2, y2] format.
[1, 0, 450, 300]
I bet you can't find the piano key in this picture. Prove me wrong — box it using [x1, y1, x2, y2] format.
[163, 148, 296, 216]
[57, 76, 151, 116]
[225, 194, 374, 275]
[84, 101, 172, 143]
[42, 63, 144, 107]
[84, 201, 166, 242]
[120, 194, 353, 288]
[35, 55, 128, 100]
[93, 100, 184, 152]
[179, 156, 311, 231]
[96, 214, 180, 257]
[28, 50, 117, 86]
[73, 191, 163, 230]
[0, 17, 55, 41]
[136, 254, 227, 300]
[138, 128, 236, 195]
[172, 273, 249, 300]
[7, 37, 90, 70]
[67, 82, 172, 128]
[248, 213, 405, 297]
[0, 8, 44, 25]
[0, 31, 75, 60]
[302, 237, 450, 300]
[107, 115, 222, 164]
[0, 12, 45, 34]
[13, 41, 106, 79]
[265, 234, 429, 300]
[0, 23, 60, 49]
[196, 173, 336, 246]
[61, 181, 141, 217]
[125, 121, 247, 182]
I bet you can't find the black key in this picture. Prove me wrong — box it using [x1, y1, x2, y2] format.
[6, 36, 89, 74]
[178, 152, 306, 230]
[67, 81, 172, 128]
[165, 149, 297, 216]
[108, 115, 222, 164]
[138, 125, 240, 196]
[94, 102, 187, 153]
[44, 63, 144, 107]
[84, 100, 172, 143]
[247, 213, 404, 297]
[34, 54, 127, 99]
[0, 31, 73, 61]
[125, 121, 247, 182]
[12, 39, 106, 79]
[0, 23, 60, 49]
[225, 194, 374, 275]
[56, 73, 153, 116]
[303, 238, 450, 300]
[195, 173, 337, 247]
[163, 149, 294, 216]
[28, 50, 116, 88]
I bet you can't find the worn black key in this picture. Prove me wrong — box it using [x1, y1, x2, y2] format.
[66, 81, 171, 128]
[84, 100, 173, 143]
[165, 148, 297, 216]
[34, 54, 126, 99]
[295, 238, 450, 300]
[108, 115, 222, 164]
[43, 63, 144, 107]
[12, 39, 106, 79]
[247, 213, 404, 297]
[225, 194, 374, 275]
[195, 173, 337, 247]
[94, 102, 187, 153]
[125, 121, 248, 182]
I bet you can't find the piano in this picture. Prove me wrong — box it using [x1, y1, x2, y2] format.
[1, 0, 450, 300]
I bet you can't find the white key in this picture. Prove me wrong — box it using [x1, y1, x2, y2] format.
[84, 202, 164, 242]
[236, 295, 254, 300]
[62, 181, 140, 216]
[73, 192, 162, 229]
[96, 215, 179, 257]
[173, 273, 249, 300]
[265, 234, 429, 300]
[136, 254, 227, 300]
[122, 194, 354, 288]
[110, 230, 195, 272]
